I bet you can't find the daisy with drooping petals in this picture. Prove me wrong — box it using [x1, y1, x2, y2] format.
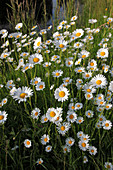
[24, 139, 31, 148]
[11, 86, 33, 103]
[89, 74, 107, 88]
[54, 87, 70, 102]
[36, 158, 43, 165]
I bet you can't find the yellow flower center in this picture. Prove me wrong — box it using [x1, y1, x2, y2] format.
[65, 79, 69, 82]
[44, 118, 47, 121]
[91, 149, 94, 153]
[77, 104, 80, 107]
[47, 147, 50, 150]
[68, 140, 72, 144]
[87, 89, 91, 92]
[33, 58, 39, 62]
[59, 91, 65, 97]
[76, 32, 81, 37]
[25, 66, 29, 70]
[20, 93, 27, 98]
[100, 52, 105, 56]
[90, 62, 94, 66]
[105, 123, 109, 127]
[71, 106, 75, 109]
[60, 126, 65, 131]
[26, 141, 30, 145]
[3, 55, 7, 58]
[35, 112, 38, 116]
[56, 73, 60, 76]
[81, 143, 86, 147]
[39, 161, 42, 164]
[50, 111, 56, 117]
[0, 115, 4, 120]
[69, 115, 74, 119]
[96, 80, 102, 85]
[82, 55, 86, 58]
[59, 44, 64, 48]
[16, 35, 20, 38]
[88, 113, 91, 116]
[35, 81, 38, 84]
[87, 94, 91, 98]
[78, 69, 82, 72]
[44, 138, 47, 142]
[37, 42, 40, 46]
[39, 85, 43, 89]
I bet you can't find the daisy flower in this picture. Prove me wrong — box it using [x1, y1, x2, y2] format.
[78, 140, 89, 151]
[77, 131, 84, 139]
[11, 86, 33, 103]
[66, 111, 77, 123]
[71, 15, 78, 21]
[24, 139, 31, 148]
[89, 74, 107, 88]
[33, 37, 42, 49]
[62, 145, 71, 153]
[0, 111, 8, 124]
[15, 23, 23, 30]
[29, 54, 43, 65]
[88, 19, 97, 24]
[85, 93, 93, 100]
[97, 48, 108, 58]
[31, 108, 41, 119]
[41, 134, 50, 145]
[85, 110, 94, 118]
[45, 145, 52, 152]
[41, 115, 48, 123]
[73, 29, 84, 39]
[57, 122, 71, 135]
[65, 137, 75, 146]
[104, 162, 113, 169]
[75, 103, 83, 110]
[46, 108, 59, 123]
[83, 156, 88, 163]
[89, 146, 97, 155]
[36, 82, 45, 91]
[54, 87, 70, 102]
[52, 70, 63, 78]
[102, 120, 112, 130]
[30, 77, 41, 86]
[78, 50, 90, 59]
[36, 158, 43, 165]
[108, 81, 113, 92]
[76, 117, 84, 124]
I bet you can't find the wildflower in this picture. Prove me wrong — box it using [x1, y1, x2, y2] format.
[33, 37, 42, 49]
[73, 29, 84, 39]
[31, 108, 41, 119]
[104, 162, 113, 169]
[83, 156, 88, 163]
[97, 48, 108, 58]
[65, 137, 75, 146]
[46, 108, 59, 123]
[29, 54, 43, 65]
[36, 82, 45, 91]
[41, 115, 48, 123]
[57, 122, 71, 135]
[89, 74, 107, 89]
[88, 19, 97, 24]
[54, 87, 70, 102]
[0, 111, 8, 124]
[62, 145, 71, 153]
[41, 134, 50, 145]
[15, 23, 23, 30]
[11, 86, 33, 103]
[108, 81, 113, 92]
[85, 110, 94, 118]
[89, 146, 97, 155]
[78, 140, 89, 151]
[36, 158, 43, 165]
[24, 139, 31, 148]
[30, 77, 41, 86]
[45, 145, 52, 152]
[75, 103, 83, 110]
[66, 111, 77, 123]
[77, 131, 84, 139]
[76, 117, 84, 124]
[102, 120, 112, 130]
[71, 15, 78, 21]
